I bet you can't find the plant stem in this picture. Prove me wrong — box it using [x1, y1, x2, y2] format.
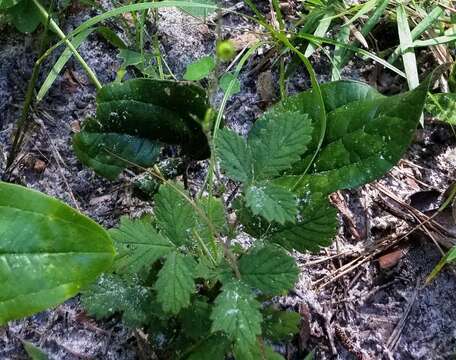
[31, 0, 102, 90]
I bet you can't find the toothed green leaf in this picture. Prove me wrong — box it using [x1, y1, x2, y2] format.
[239, 245, 299, 295]
[211, 281, 262, 350]
[155, 253, 197, 314]
[81, 273, 154, 327]
[155, 183, 195, 246]
[248, 111, 312, 180]
[110, 216, 175, 274]
[245, 182, 297, 224]
[263, 307, 301, 341]
[215, 128, 253, 183]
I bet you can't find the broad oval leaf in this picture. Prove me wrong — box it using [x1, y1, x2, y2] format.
[74, 79, 211, 179]
[272, 77, 431, 195]
[0, 182, 114, 325]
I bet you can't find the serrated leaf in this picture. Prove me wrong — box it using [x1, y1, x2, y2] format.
[187, 334, 230, 360]
[110, 216, 175, 274]
[219, 73, 241, 97]
[195, 196, 226, 237]
[215, 128, 253, 183]
[245, 182, 297, 224]
[426, 93, 456, 124]
[267, 193, 338, 252]
[81, 273, 154, 327]
[263, 307, 300, 341]
[239, 245, 298, 295]
[183, 56, 215, 81]
[155, 183, 195, 246]
[73, 130, 161, 180]
[22, 341, 48, 360]
[155, 252, 196, 314]
[211, 281, 262, 349]
[238, 193, 337, 252]
[248, 111, 312, 180]
[0, 182, 114, 325]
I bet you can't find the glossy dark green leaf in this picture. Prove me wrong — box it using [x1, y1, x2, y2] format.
[272, 78, 430, 195]
[0, 182, 114, 325]
[73, 130, 161, 180]
[74, 79, 211, 179]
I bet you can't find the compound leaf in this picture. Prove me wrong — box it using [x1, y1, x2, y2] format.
[239, 245, 299, 295]
[155, 252, 197, 314]
[110, 216, 175, 274]
[0, 182, 114, 325]
[245, 182, 297, 224]
[211, 281, 262, 350]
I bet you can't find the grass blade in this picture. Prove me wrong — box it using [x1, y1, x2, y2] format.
[37, 28, 95, 102]
[331, 25, 350, 81]
[397, 4, 419, 90]
[304, 9, 334, 57]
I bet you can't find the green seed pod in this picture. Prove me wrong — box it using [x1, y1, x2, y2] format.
[216, 40, 236, 62]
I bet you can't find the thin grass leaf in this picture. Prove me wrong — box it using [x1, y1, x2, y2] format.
[36, 28, 95, 102]
[338, 0, 389, 69]
[331, 25, 350, 81]
[343, 0, 377, 27]
[388, 6, 444, 64]
[304, 8, 334, 57]
[412, 34, 456, 48]
[397, 4, 419, 90]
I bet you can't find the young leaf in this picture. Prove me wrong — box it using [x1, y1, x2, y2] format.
[183, 56, 216, 81]
[155, 183, 195, 246]
[397, 4, 419, 90]
[0, 182, 114, 325]
[81, 274, 154, 327]
[219, 73, 241, 97]
[215, 128, 253, 183]
[239, 245, 299, 295]
[110, 216, 175, 274]
[211, 281, 262, 350]
[155, 252, 197, 314]
[248, 111, 313, 179]
[245, 182, 297, 224]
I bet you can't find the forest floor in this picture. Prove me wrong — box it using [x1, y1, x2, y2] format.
[0, 1, 456, 359]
